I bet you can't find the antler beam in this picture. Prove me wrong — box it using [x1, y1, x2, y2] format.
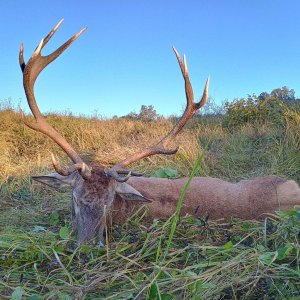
[20, 19, 91, 179]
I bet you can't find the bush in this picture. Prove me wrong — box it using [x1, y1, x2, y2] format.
[222, 95, 288, 130]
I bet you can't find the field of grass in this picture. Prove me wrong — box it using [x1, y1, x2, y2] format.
[0, 102, 299, 299]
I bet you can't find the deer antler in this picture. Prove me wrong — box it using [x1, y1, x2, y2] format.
[19, 19, 91, 179]
[114, 47, 210, 169]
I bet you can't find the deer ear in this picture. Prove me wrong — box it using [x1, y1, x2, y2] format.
[116, 183, 152, 203]
[32, 172, 78, 190]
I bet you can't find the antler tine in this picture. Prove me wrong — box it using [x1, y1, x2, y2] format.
[51, 153, 92, 180]
[41, 19, 64, 49]
[104, 168, 132, 183]
[173, 47, 210, 110]
[114, 47, 209, 170]
[20, 20, 91, 179]
[20, 19, 87, 96]
[19, 43, 25, 72]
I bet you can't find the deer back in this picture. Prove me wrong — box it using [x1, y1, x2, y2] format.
[112, 176, 300, 222]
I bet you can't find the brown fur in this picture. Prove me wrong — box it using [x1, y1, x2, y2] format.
[70, 165, 118, 243]
[111, 176, 300, 222]
[78, 165, 110, 203]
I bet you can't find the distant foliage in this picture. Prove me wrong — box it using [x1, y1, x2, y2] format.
[197, 96, 225, 116]
[124, 104, 160, 121]
[223, 96, 286, 129]
[139, 105, 159, 121]
[222, 87, 299, 130]
[262, 86, 297, 104]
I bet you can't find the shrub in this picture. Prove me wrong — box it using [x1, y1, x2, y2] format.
[222, 95, 288, 130]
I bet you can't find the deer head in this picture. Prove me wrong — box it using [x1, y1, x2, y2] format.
[20, 20, 209, 245]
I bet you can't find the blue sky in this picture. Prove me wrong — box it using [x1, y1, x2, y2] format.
[1, 1, 299, 117]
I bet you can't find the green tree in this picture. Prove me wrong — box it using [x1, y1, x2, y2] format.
[123, 104, 159, 121]
[259, 87, 299, 109]
[139, 105, 159, 121]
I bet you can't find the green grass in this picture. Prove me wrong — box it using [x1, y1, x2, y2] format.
[1, 206, 299, 299]
[0, 103, 299, 299]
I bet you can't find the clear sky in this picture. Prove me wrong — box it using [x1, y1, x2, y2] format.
[1, 1, 299, 117]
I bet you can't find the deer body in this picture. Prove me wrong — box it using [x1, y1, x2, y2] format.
[34, 172, 300, 245]
[113, 176, 300, 222]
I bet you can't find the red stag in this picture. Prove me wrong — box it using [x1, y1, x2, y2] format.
[20, 20, 300, 245]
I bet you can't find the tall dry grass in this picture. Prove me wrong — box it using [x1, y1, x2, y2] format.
[0, 104, 299, 182]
